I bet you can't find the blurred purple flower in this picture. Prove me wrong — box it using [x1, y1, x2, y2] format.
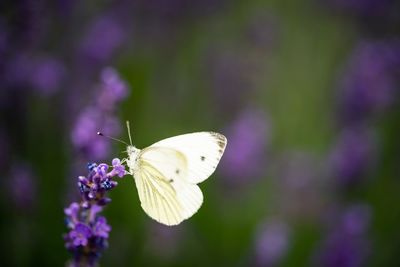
[220, 109, 270, 186]
[207, 13, 278, 116]
[93, 217, 111, 238]
[244, 12, 280, 49]
[56, 0, 77, 17]
[208, 51, 254, 115]
[96, 67, 129, 110]
[0, 21, 8, 56]
[4, 54, 65, 96]
[88, 204, 103, 222]
[337, 40, 400, 124]
[254, 220, 290, 267]
[324, 0, 394, 17]
[134, 0, 225, 21]
[30, 57, 66, 96]
[8, 162, 36, 211]
[341, 205, 371, 235]
[0, 128, 10, 169]
[314, 204, 372, 267]
[111, 158, 127, 178]
[71, 67, 129, 160]
[65, 202, 80, 223]
[274, 151, 330, 221]
[69, 223, 92, 247]
[329, 127, 376, 186]
[5, 54, 33, 88]
[80, 16, 125, 64]
[13, 0, 47, 48]
[71, 108, 116, 160]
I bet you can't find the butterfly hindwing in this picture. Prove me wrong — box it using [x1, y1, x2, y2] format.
[135, 164, 183, 226]
[135, 147, 203, 226]
[148, 132, 227, 184]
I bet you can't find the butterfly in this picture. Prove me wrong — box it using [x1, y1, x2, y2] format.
[101, 121, 227, 226]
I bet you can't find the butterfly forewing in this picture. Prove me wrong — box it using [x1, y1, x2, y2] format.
[148, 132, 227, 184]
[139, 147, 188, 183]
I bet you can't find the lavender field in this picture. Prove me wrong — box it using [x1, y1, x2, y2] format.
[1, 0, 400, 266]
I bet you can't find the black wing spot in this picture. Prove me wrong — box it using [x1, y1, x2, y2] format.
[201, 156, 206, 161]
[210, 132, 226, 148]
[175, 169, 180, 174]
[169, 179, 174, 183]
[217, 140, 225, 148]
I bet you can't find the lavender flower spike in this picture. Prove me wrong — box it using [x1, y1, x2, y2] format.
[64, 158, 126, 266]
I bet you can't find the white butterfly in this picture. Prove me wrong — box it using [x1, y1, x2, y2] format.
[118, 122, 227, 226]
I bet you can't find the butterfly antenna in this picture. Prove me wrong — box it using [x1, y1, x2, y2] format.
[126, 120, 133, 145]
[97, 132, 129, 145]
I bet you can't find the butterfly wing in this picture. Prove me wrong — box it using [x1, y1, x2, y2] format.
[148, 132, 227, 184]
[135, 147, 203, 226]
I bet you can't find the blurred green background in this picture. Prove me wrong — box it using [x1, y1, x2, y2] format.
[1, 0, 400, 266]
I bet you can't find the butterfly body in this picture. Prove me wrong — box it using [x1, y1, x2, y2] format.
[126, 145, 141, 174]
[125, 131, 227, 226]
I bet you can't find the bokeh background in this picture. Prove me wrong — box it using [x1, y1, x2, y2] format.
[1, 0, 400, 266]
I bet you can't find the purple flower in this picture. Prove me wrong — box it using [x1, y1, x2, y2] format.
[96, 68, 129, 110]
[337, 40, 400, 124]
[133, 0, 225, 22]
[0, 128, 10, 169]
[8, 163, 36, 211]
[71, 68, 128, 160]
[254, 220, 291, 266]
[77, 160, 120, 203]
[96, 163, 109, 178]
[208, 51, 253, 114]
[80, 16, 125, 64]
[4, 53, 34, 88]
[13, 0, 47, 48]
[93, 217, 111, 238]
[341, 204, 371, 236]
[220, 109, 270, 187]
[111, 158, 126, 177]
[324, 0, 394, 17]
[64, 159, 127, 265]
[0, 21, 9, 56]
[314, 204, 372, 267]
[3, 54, 65, 96]
[30, 57, 66, 96]
[71, 108, 108, 159]
[64, 202, 80, 224]
[244, 11, 280, 48]
[88, 204, 103, 222]
[69, 223, 92, 247]
[329, 127, 376, 186]
[273, 151, 329, 221]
